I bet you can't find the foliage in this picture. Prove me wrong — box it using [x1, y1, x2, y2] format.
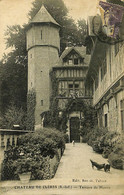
[18, 128, 65, 152]
[26, 90, 36, 130]
[41, 71, 60, 129]
[82, 125, 124, 170]
[2, 127, 65, 180]
[0, 50, 27, 113]
[0, 104, 26, 129]
[42, 74, 97, 134]
[14, 157, 32, 174]
[108, 136, 124, 169]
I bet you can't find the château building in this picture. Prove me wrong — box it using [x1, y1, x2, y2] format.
[27, 5, 124, 139]
[26, 6, 91, 141]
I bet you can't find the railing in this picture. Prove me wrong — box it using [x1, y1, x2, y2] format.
[0, 129, 33, 150]
[0, 129, 33, 180]
[58, 88, 85, 98]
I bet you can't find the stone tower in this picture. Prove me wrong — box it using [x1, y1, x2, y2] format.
[26, 6, 60, 129]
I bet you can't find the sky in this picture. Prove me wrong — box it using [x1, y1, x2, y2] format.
[0, 0, 98, 59]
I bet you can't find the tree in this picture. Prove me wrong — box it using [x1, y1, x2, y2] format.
[76, 19, 87, 45]
[0, 49, 27, 114]
[0, 104, 26, 129]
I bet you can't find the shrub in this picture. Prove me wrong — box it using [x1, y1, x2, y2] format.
[2, 127, 65, 180]
[82, 125, 124, 170]
[108, 138, 124, 169]
[108, 153, 124, 169]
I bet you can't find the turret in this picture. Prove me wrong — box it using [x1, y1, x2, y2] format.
[26, 6, 60, 129]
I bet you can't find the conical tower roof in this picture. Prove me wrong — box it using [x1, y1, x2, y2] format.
[31, 5, 60, 27]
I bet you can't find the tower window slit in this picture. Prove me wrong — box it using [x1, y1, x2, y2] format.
[41, 100, 43, 106]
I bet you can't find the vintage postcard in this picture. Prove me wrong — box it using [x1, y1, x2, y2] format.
[0, 0, 124, 195]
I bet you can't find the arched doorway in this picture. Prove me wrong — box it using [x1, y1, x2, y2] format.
[70, 117, 80, 142]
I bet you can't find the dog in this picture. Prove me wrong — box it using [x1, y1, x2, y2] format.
[104, 164, 110, 172]
[90, 159, 105, 170]
[72, 140, 75, 146]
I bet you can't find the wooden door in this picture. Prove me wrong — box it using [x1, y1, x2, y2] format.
[70, 117, 80, 142]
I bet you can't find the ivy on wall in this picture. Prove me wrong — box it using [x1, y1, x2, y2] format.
[58, 98, 97, 134]
[41, 71, 59, 128]
[42, 69, 97, 134]
[26, 89, 36, 130]
[28, 70, 97, 134]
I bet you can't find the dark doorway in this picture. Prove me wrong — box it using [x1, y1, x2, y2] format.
[70, 117, 80, 142]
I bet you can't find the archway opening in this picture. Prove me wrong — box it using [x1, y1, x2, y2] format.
[70, 117, 80, 142]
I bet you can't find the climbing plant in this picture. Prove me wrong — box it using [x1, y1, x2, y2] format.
[26, 89, 36, 130]
[59, 98, 97, 133]
[41, 71, 59, 128]
[40, 70, 97, 133]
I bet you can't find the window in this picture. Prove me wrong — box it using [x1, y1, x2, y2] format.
[74, 58, 78, 65]
[120, 100, 124, 131]
[68, 81, 80, 97]
[101, 66, 103, 81]
[41, 30, 42, 39]
[75, 84, 79, 89]
[69, 59, 72, 65]
[68, 84, 73, 89]
[99, 112, 103, 127]
[80, 58, 84, 64]
[68, 82, 79, 90]
[41, 100, 43, 106]
[68, 83, 74, 96]
[104, 114, 108, 127]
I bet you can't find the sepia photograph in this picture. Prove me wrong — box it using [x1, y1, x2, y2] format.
[0, 0, 124, 194]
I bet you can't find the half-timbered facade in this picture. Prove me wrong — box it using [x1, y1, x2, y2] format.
[53, 47, 90, 100]
[52, 47, 91, 141]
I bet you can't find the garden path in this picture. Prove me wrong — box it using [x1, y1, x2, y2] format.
[1, 143, 124, 195]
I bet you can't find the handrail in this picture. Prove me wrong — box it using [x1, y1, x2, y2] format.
[0, 129, 33, 133]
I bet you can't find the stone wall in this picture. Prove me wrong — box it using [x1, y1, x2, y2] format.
[97, 89, 124, 133]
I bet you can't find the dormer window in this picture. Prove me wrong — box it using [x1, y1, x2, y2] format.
[80, 58, 84, 64]
[69, 59, 72, 65]
[74, 58, 78, 65]
[61, 48, 85, 66]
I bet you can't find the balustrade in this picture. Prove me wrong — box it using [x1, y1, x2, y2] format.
[58, 88, 85, 98]
[0, 129, 33, 180]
